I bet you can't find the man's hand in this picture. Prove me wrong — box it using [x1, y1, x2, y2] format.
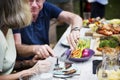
[67, 30, 80, 50]
[32, 44, 56, 59]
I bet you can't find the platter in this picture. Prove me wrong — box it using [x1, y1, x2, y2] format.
[84, 18, 120, 38]
[85, 30, 120, 38]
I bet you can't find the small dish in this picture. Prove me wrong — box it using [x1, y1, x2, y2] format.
[53, 62, 80, 78]
[65, 49, 95, 62]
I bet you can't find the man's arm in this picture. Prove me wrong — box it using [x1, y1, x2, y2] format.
[58, 11, 82, 29]
[14, 33, 35, 57]
[14, 33, 55, 58]
[57, 11, 83, 50]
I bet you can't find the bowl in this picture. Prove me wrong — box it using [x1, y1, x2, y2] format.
[65, 49, 95, 62]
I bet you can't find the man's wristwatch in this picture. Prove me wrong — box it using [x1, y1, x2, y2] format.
[71, 27, 81, 32]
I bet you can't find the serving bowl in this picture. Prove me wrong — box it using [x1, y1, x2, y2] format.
[65, 49, 95, 62]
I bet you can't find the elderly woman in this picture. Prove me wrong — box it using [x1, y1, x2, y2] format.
[0, 0, 51, 79]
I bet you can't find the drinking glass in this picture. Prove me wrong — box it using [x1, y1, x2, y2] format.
[96, 47, 120, 80]
[83, 12, 91, 19]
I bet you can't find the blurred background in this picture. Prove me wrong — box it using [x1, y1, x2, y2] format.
[47, 0, 120, 47]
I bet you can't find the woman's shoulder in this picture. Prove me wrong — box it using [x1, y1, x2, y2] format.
[0, 30, 5, 39]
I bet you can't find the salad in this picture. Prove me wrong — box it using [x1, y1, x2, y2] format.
[70, 37, 91, 58]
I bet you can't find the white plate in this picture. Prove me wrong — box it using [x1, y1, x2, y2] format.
[61, 39, 70, 47]
[53, 63, 80, 78]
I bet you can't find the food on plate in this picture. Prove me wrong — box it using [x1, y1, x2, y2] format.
[96, 28, 113, 36]
[99, 36, 119, 48]
[83, 17, 102, 28]
[70, 38, 91, 58]
[93, 19, 120, 36]
[97, 47, 120, 54]
[64, 69, 76, 75]
[65, 63, 72, 69]
[70, 49, 82, 58]
[109, 19, 120, 25]
[96, 23, 120, 36]
[89, 23, 99, 32]
[84, 18, 120, 36]
[97, 36, 120, 52]
[53, 63, 77, 76]
[102, 47, 120, 54]
[83, 19, 89, 27]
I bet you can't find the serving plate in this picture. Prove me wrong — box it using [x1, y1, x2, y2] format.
[61, 39, 70, 47]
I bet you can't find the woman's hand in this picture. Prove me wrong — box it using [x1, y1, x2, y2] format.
[29, 60, 51, 74]
[32, 44, 56, 59]
[67, 30, 80, 50]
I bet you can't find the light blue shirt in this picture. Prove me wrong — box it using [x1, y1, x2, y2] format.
[88, 0, 108, 5]
[96, 0, 108, 5]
